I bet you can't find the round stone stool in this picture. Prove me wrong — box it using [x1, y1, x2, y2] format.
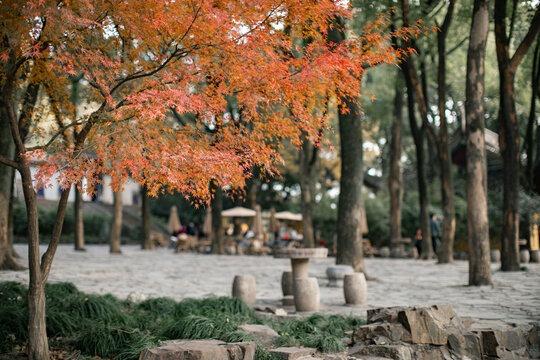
[343, 273, 367, 305]
[293, 277, 320, 312]
[378, 247, 390, 258]
[326, 265, 354, 287]
[281, 271, 294, 296]
[490, 249, 501, 262]
[530, 250, 540, 263]
[232, 275, 256, 306]
[520, 250, 530, 264]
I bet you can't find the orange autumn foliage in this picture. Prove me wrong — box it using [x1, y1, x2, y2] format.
[1, 0, 423, 201]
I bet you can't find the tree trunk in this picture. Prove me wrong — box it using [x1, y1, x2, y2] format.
[327, 17, 365, 273]
[403, 66, 433, 260]
[437, 0, 456, 264]
[0, 106, 23, 270]
[494, 0, 540, 271]
[19, 159, 49, 360]
[210, 182, 224, 254]
[336, 96, 365, 272]
[299, 132, 316, 248]
[524, 39, 539, 191]
[74, 182, 85, 251]
[141, 185, 152, 250]
[389, 74, 404, 247]
[110, 190, 123, 254]
[466, 0, 492, 286]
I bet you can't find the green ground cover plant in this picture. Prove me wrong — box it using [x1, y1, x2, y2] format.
[0, 282, 364, 360]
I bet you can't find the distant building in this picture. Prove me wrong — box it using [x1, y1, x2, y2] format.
[14, 162, 141, 206]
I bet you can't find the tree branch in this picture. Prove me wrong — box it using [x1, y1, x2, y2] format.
[509, 6, 540, 72]
[0, 154, 19, 169]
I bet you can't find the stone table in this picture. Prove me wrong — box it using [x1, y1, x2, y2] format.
[274, 248, 328, 279]
[274, 248, 328, 311]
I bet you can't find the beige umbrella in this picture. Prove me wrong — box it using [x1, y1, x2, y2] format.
[202, 206, 212, 236]
[168, 206, 182, 235]
[275, 211, 302, 222]
[221, 206, 257, 217]
[268, 207, 279, 233]
[252, 205, 263, 239]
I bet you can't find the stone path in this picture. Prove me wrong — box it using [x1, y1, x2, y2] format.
[1, 244, 539, 327]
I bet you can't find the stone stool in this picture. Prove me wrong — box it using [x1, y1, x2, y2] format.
[378, 247, 390, 258]
[232, 275, 256, 306]
[490, 249, 501, 262]
[326, 265, 354, 287]
[531, 250, 540, 263]
[294, 277, 320, 312]
[281, 271, 294, 296]
[343, 273, 367, 305]
[520, 250, 530, 264]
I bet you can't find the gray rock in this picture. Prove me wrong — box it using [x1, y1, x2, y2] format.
[139, 339, 256, 360]
[238, 324, 279, 348]
[530, 250, 540, 263]
[353, 322, 411, 344]
[349, 344, 413, 360]
[479, 324, 538, 358]
[269, 346, 317, 359]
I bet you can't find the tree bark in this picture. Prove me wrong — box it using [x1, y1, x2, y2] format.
[0, 107, 23, 270]
[299, 132, 317, 248]
[524, 40, 539, 191]
[494, 0, 540, 271]
[336, 95, 365, 272]
[389, 74, 404, 247]
[210, 181, 224, 254]
[74, 182, 85, 251]
[437, 0, 457, 264]
[141, 185, 152, 250]
[400, 0, 433, 260]
[403, 65, 433, 260]
[110, 190, 123, 254]
[466, 0, 492, 286]
[327, 17, 365, 272]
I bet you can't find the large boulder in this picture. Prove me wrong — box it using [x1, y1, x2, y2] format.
[139, 339, 256, 360]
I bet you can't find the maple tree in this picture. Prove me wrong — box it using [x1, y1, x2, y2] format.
[0, 1, 423, 358]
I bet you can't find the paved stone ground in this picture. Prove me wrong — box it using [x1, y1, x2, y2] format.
[1, 244, 539, 328]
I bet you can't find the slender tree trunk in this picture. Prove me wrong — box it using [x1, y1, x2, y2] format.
[210, 181, 224, 254]
[466, 0, 492, 286]
[74, 182, 85, 251]
[403, 66, 433, 260]
[110, 190, 123, 254]
[524, 40, 539, 191]
[299, 133, 316, 248]
[141, 185, 152, 249]
[437, 0, 456, 264]
[0, 106, 24, 269]
[494, 0, 540, 271]
[389, 75, 404, 246]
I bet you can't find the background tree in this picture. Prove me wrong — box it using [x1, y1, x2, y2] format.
[494, 0, 540, 271]
[389, 73, 404, 247]
[466, 0, 492, 286]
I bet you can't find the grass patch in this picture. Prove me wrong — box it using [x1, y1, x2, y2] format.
[0, 282, 364, 359]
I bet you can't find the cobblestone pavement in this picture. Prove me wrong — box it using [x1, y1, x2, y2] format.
[2, 244, 539, 327]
